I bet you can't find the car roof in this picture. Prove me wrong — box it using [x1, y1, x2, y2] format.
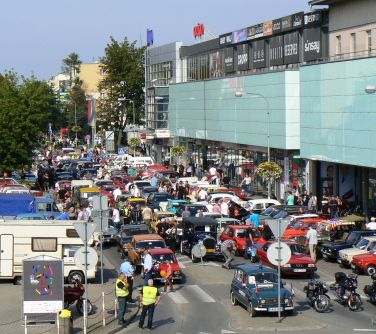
[237, 264, 276, 275]
[121, 224, 148, 230]
[156, 211, 175, 215]
[133, 234, 164, 241]
[149, 248, 174, 255]
[182, 217, 217, 226]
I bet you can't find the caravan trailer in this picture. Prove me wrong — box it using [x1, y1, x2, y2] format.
[0, 220, 97, 284]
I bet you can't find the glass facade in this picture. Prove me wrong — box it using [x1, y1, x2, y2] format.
[146, 87, 169, 130]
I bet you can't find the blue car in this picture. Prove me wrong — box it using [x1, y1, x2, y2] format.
[230, 264, 294, 317]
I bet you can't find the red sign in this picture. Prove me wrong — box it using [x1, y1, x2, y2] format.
[193, 23, 205, 39]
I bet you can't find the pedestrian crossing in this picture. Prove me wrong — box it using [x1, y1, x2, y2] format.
[158, 284, 216, 305]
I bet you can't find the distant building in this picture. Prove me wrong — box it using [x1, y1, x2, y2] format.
[79, 63, 104, 99]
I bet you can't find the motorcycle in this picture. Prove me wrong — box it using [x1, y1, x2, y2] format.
[363, 273, 376, 303]
[304, 280, 330, 313]
[64, 279, 93, 315]
[331, 272, 362, 311]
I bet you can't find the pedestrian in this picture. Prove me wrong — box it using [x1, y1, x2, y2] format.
[131, 204, 142, 224]
[306, 225, 318, 262]
[221, 239, 236, 269]
[177, 181, 186, 200]
[302, 191, 310, 210]
[220, 199, 229, 217]
[143, 248, 153, 285]
[329, 195, 339, 219]
[262, 221, 273, 240]
[366, 217, 376, 230]
[120, 257, 135, 303]
[138, 279, 161, 330]
[181, 206, 191, 218]
[112, 206, 121, 229]
[142, 206, 153, 226]
[198, 187, 208, 201]
[308, 192, 317, 211]
[244, 226, 254, 259]
[113, 187, 122, 202]
[248, 210, 260, 228]
[163, 261, 174, 293]
[115, 272, 129, 325]
[286, 191, 295, 206]
[240, 174, 253, 194]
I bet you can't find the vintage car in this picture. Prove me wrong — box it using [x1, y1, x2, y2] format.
[257, 242, 316, 277]
[338, 236, 376, 266]
[230, 264, 294, 317]
[246, 199, 281, 214]
[117, 224, 150, 257]
[258, 205, 303, 225]
[125, 197, 147, 209]
[179, 217, 223, 263]
[127, 234, 166, 269]
[351, 250, 376, 276]
[215, 217, 242, 235]
[283, 218, 323, 240]
[147, 192, 174, 210]
[175, 203, 209, 217]
[166, 199, 189, 214]
[220, 225, 261, 255]
[149, 248, 183, 283]
[151, 211, 176, 232]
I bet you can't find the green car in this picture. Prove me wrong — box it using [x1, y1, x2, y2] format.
[166, 199, 188, 214]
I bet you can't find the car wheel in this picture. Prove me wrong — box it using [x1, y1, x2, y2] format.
[248, 302, 256, 317]
[230, 291, 238, 306]
[68, 271, 84, 284]
[191, 252, 199, 263]
[366, 265, 376, 276]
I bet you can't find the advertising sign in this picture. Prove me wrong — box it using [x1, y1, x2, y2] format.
[23, 256, 63, 323]
[219, 33, 232, 47]
[284, 31, 300, 64]
[236, 44, 249, 71]
[263, 20, 273, 37]
[339, 165, 355, 201]
[248, 24, 263, 40]
[193, 23, 205, 39]
[304, 11, 322, 26]
[291, 12, 304, 29]
[269, 35, 284, 66]
[232, 28, 247, 44]
[224, 47, 235, 73]
[281, 15, 292, 32]
[252, 40, 266, 68]
[209, 51, 223, 78]
[272, 19, 282, 35]
[303, 27, 322, 61]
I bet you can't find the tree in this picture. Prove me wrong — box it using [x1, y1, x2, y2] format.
[128, 137, 141, 157]
[97, 37, 145, 149]
[62, 52, 82, 83]
[256, 162, 283, 199]
[0, 71, 58, 172]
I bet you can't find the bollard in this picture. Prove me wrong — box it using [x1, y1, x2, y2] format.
[58, 309, 73, 334]
[102, 291, 105, 327]
[114, 298, 118, 319]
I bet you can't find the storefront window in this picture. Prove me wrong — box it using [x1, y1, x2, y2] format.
[368, 169, 376, 211]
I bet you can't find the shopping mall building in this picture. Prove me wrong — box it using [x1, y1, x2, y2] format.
[144, 0, 376, 215]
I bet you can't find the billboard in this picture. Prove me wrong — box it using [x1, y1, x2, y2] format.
[232, 28, 248, 44]
[224, 47, 235, 72]
[263, 21, 273, 37]
[303, 27, 322, 61]
[219, 33, 233, 47]
[269, 35, 284, 66]
[304, 11, 322, 27]
[284, 31, 300, 64]
[272, 19, 282, 35]
[252, 40, 266, 68]
[248, 24, 263, 40]
[209, 51, 224, 78]
[236, 44, 249, 71]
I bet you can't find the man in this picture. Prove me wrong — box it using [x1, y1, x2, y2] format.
[181, 206, 191, 218]
[221, 239, 236, 270]
[262, 221, 273, 241]
[220, 199, 229, 217]
[198, 187, 208, 201]
[150, 175, 158, 187]
[306, 225, 318, 262]
[248, 210, 260, 228]
[177, 181, 186, 200]
[163, 261, 174, 293]
[142, 206, 153, 226]
[329, 196, 339, 219]
[143, 248, 153, 285]
[115, 272, 129, 325]
[120, 258, 135, 302]
[244, 226, 254, 259]
[287, 191, 295, 206]
[131, 205, 142, 224]
[112, 206, 121, 229]
[113, 187, 122, 202]
[139, 279, 161, 330]
[367, 217, 376, 230]
[302, 191, 310, 210]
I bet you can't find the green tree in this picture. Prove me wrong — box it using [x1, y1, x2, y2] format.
[62, 52, 82, 83]
[97, 36, 145, 149]
[0, 71, 58, 172]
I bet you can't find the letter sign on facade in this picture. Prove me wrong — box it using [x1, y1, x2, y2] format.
[193, 23, 205, 39]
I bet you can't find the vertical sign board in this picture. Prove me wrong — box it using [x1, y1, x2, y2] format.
[269, 35, 284, 66]
[303, 27, 322, 61]
[252, 40, 266, 69]
[236, 44, 249, 71]
[23, 256, 63, 323]
[284, 31, 300, 64]
[224, 47, 235, 73]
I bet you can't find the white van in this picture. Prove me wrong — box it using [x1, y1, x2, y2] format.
[127, 156, 154, 166]
[0, 220, 97, 284]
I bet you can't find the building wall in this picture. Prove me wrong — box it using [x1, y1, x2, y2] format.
[300, 56, 376, 168]
[169, 70, 300, 150]
[79, 63, 103, 97]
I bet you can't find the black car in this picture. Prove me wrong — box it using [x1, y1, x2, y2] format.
[147, 192, 174, 210]
[320, 230, 376, 261]
[117, 224, 150, 258]
[179, 217, 223, 263]
[140, 186, 159, 199]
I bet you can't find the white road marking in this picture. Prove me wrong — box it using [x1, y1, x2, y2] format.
[179, 259, 192, 264]
[206, 261, 220, 267]
[353, 329, 376, 332]
[221, 330, 236, 333]
[185, 284, 216, 303]
[165, 290, 189, 304]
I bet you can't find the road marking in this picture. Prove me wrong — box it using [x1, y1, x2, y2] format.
[221, 330, 236, 333]
[166, 290, 189, 304]
[353, 330, 376, 332]
[179, 259, 192, 264]
[206, 261, 220, 267]
[185, 284, 216, 303]
[177, 261, 186, 269]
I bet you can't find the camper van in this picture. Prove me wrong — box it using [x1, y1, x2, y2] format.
[0, 220, 97, 284]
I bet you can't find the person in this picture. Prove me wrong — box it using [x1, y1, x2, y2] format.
[221, 239, 236, 270]
[212, 201, 221, 214]
[163, 262, 174, 293]
[139, 279, 161, 330]
[181, 206, 191, 218]
[220, 199, 229, 217]
[56, 208, 69, 220]
[131, 204, 142, 224]
[244, 226, 254, 259]
[142, 206, 153, 226]
[150, 175, 158, 187]
[113, 187, 122, 202]
[287, 191, 295, 206]
[301, 191, 310, 210]
[143, 248, 153, 285]
[248, 210, 260, 228]
[308, 193, 317, 211]
[306, 225, 318, 262]
[329, 196, 339, 219]
[112, 206, 121, 229]
[177, 181, 186, 200]
[240, 174, 252, 194]
[366, 217, 376, 230]
[115, 272, 129, 325]
[198, 187, 208, 201]
[120, 257, 135, 302]
[262, 221, 273, 240]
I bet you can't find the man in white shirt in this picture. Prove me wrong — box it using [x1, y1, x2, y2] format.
[198, 188, 208, 201]
[113, 187, 122, 201]
[367, 217, 376, 230]
[306, 225, 318, 262]
[220, 200, 229, 217]
[143, 248, 153, 285]
[112, 207, 121, 228]
[209, 166, 217, 177]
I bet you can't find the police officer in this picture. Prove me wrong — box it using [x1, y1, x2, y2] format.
[138, 279, 161, 330]
[120, 257, 135, 302]
[115, 272, 129, 325]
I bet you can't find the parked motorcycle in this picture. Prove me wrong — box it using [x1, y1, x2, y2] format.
[363, 273, 376, 303]
[64, 279, 93, 315]
[304, 280, 330, 313]
[331, 272, 362, 311]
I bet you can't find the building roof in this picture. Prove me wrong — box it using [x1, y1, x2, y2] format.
[309, 0, 347, 5]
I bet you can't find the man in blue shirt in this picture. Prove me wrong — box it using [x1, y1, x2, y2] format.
[249, 211, 260, 228]
[120, 258, 135, 302]
[150, 175, 158, 187]
[56, 208, 69, 220]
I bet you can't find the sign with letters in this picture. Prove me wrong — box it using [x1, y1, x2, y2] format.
[224, 47, 235, 72]
[284, 31, 300, 64]
[252, 40, 266, 68]
[303, 27, 322, 61]
[236, 44, 249, 71]
[269, 35, 284, 66]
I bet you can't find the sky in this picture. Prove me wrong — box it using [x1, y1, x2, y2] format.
[0, 1, 312, 80]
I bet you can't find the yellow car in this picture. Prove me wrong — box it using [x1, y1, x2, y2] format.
[79, 187, 100, 206]
[151, 211, 176, 232]
[126, 197, 146, 208]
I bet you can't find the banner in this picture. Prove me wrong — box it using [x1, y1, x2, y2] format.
[284, 31, 300, 64]
[303, 27, 322, 61]
[232, 28, 247, 44]
[236, 44, 249, 71]
[224, 47, 235, 73]
[269, 35, 284, 66]
[147, 29, 154, 46]
[87, 98, 96, 126]
[209, 51, 223, 78]
[252, 40, 266, 69]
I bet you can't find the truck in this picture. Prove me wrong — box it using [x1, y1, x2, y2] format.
[0, 219, 97, 284]
[0, 193, 61, 218]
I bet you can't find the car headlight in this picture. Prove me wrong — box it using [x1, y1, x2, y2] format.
[260, 299, 266, 304]
[284, 298, 289, 303]
[308, 264, 315, 267]
[283, 264, 291, 268]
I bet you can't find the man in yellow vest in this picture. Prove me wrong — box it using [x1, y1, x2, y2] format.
[116, 272, 129, 325]
[138, 279, 161, 330]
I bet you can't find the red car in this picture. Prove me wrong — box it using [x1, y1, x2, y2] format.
[149, 248, 183, 283]
[283, 218, 323, 240]
[141, 165, 168, 179]
[220, 225, 262, 255]
[351, 251, 376, 276]
[257, 241, 317, 277]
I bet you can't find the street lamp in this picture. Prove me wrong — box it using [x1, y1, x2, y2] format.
[235, 91, 271, 198]
[365, 85, 376, 94]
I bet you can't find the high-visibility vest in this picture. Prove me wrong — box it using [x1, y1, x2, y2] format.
[115, 279, 129, 298]
[142, 286, 158, 305]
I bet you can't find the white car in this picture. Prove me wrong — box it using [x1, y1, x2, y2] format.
[247, 199, 281, 213]
[338, 236, 376, 266]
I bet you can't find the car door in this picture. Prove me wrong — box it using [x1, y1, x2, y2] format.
[233, 269, 247, 306]
[258, 244, 270, 264]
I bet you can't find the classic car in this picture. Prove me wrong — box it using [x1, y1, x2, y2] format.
[179, 217, 223, 263]
[117, 224, 150, 257]
[351, 250, 376, 276]
[149, 248, 183, 283]
[175, 204, 209, 217]
[127, 234, 166, 269]
[338, 236, 376, 266]
[220, 225, 261, 255]
[230, 264, 294, 317]
[283, 218, 323, 240]
[246, 199, 281, 214]
[151, 211, 176, 232]
[125, 197, 147, 209]
[102, 225, 119, 245]
[166, 199, 189, 214]
[257, 242, 317, 277]
[215, 217, 242, 235]
[140, 186, 159, 199]
[258, 205, 303, 225]
[147, 192, 175, 211]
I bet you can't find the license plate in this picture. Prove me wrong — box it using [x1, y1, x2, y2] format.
[293, 269, 306, 272]
[337, 259, 342, 264]
[206, 249, 215, 253]
[268, 307, 283, 312]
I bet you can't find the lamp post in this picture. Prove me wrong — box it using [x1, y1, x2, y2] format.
[235, 91, 271, 198]
[74, 102, 78, 144]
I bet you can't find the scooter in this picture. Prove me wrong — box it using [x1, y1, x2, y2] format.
[304, 280, 330, 313]
[331, 272, 362, 311]
[64, 279, 93, 315]
[363, 273, 376, 303]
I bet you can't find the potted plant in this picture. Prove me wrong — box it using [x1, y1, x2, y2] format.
[255, 162, 282, 198]
[128, 137, 141, 157]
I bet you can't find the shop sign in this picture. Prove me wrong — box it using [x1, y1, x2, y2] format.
[193, 23, 205, 38]
[155, 129, 170, 138]
[248, 24, 263, 40]
[304, 11, 322, 26]
[232, 28, 248, 44]
[263, 20, 273, 37]
[291, 12, 304, 29]
[303, 27, 322, 61]
[224, 47, 235, 72]
[252, 40, 266, 69]
[281, 15, 292, 32]
[284, 31, 300, 64]
[269, 35, 284, 66]
[236, 43, 249, 71]
[272, 19, 282, 34]
[219, 33, 233, 46]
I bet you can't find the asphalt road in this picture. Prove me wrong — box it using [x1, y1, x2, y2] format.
[103, 246, 376, 334]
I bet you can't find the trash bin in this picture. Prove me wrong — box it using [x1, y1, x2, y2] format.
[59, 309, 73, 334]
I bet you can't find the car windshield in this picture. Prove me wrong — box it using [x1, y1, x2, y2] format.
[154, 194, 173, 201]
[136, 241, 165, 249]
[250, 272, 278, 285]
[290, 244, 307, 255]
[151, 254, 175, 263]
[273, 211, 289, 219]
[356, 238, 370, 250]
[262, 206, 277, 216]
[143, 188, 158, 193]
[135, 182, 151, 188]
[292, 221, 304, 229]
[121, 228, 148, 237]
[157, 214, 175, 220]
[188, 206, 208, 216]
[235, 229, 246, 238]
